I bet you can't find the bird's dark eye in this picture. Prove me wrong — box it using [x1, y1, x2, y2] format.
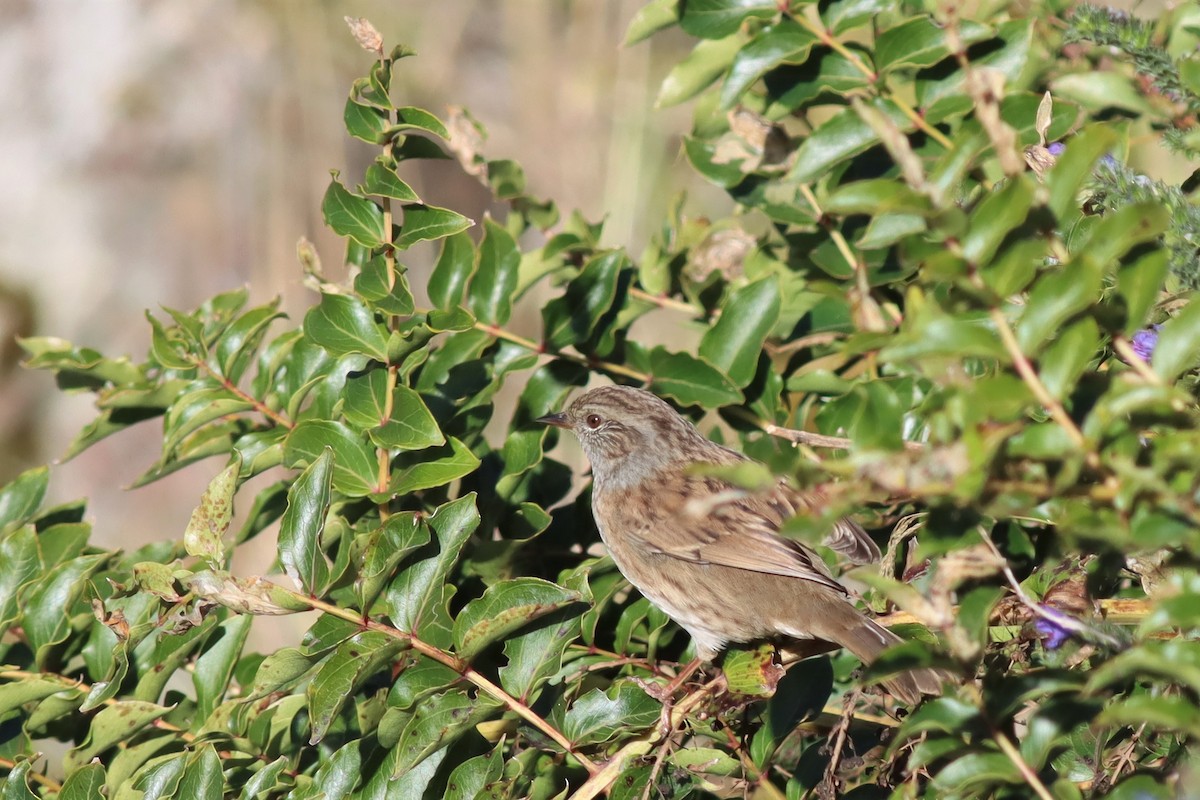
[585, 413, 603, 429]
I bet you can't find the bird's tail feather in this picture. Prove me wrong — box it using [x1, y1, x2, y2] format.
[806, 603, 948, 705]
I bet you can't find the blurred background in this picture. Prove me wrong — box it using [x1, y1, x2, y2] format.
[0, 2, 724, 552]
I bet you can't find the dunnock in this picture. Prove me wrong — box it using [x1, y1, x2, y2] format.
[538, 385, 943, 704]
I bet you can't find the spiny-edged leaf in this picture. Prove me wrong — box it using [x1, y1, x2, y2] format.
[698, 276, 780, 387]
[371, 385, 445, 451]
[362, 160, 419, 201]
[24, 554, 108, 668]
[452, 577, 583, 660]
[542, 251, 626, 350]
[397, 204, 474, 250]
[386, 494, 479, 640]
[322, 178, 385, 247]
[467, 218, 520, 325]
[657, 34, 745, 107]
[721, 20, 818, 109]
[278, 448, 333, 594]
[647, 347, 743, 407]
[1154, 299, 1200, 381]
[560, 681, 660, 744]
[390, 690, 502, 779]
[285, 420, 377, 498]
[193, 614, 251, 721]
[0, 466, 48, 533]
[789, 99, 909, 183]
[391, 437, 480, 494]
[679, 0, 776, 39]
[0, 526, 39, 633]
[308, 630, 406, 744]
[303, 293, 389, 362]
[64, 700, 172, 770]
[58, 762, 105, 800]
[183, 456, 240, 564]
[428, 231, 475, 309]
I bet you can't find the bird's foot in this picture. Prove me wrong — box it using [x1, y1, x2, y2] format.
[632, 658, 716, 736]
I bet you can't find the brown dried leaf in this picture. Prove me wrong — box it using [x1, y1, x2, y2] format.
[686, 228, 754, 282]
[344, 16, 384, 56]
[446, 106, 488, 180]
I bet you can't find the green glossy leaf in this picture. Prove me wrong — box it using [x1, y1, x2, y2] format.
[624, 0, 678, 45]
[962, 177, 1035, 267]
[392, 437, 480, 494]
[24, 554, 107, 667]
[452, 577, 582, 660]
[345, 98, 388, 143]
[322, 179, 385, 248]
[58, 763, 105, 800]
[721, 20, 818, 109]
[1015, 259, 1105, 355]
[372, 385, 445, 451]
[657, 34, 744, 107]
[699, 276, 780, 387]
[499, 612, 580, 702]
[308, 630, 405, 744]
[647, 347, 744, 407]
[64, 701, 172, 770]
[193, 614, 251, 721]
[279, 447, 333, 594]
[427, 232, 475, 309]
[679, 0, 776, 39]
[561, 681, 659, 745]
[822, 0, 896, 35]
[1154, 299, 1200, 381]
[284, 420, 377, 498]
[386, 495, 479, 640]
[362, 161, 419, 201]
[0, 526, 40, 633]
[390, 690, 501, 779]
[303, 293, 388, 362]
[176, 744, 222, 800]
[442, 746, 504, 800]
[876, 16, 991, 72]
[353, 512, 429, 611]
[467, 218, 520, 325]
[0, 466, 48, 533]
[789, 99, 908, 183]
[397, 204, 473, 250]
[542, 251, 625, 350]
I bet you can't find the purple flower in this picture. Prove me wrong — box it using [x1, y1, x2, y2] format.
[1046, 142, 1066, 156]
[1034, 608, 1072, 649]
[1129, 324, 1163, 363]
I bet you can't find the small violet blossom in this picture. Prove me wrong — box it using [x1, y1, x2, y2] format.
[1129, 324, 1163, 363]
[1033, 606, 1073, 650]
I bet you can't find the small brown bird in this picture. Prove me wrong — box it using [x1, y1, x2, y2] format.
[538, 384, 943, 704]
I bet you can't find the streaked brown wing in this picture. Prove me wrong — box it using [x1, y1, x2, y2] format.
[625, 473, 850, 597]
[767, 480, 881, 566]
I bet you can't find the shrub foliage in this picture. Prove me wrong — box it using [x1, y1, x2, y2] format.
[4, 2, 1200, 798]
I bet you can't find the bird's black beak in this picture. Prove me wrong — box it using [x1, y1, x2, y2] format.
[535, 412, 570, 429]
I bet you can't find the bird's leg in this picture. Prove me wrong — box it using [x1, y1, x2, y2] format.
[633, 656, 722, 735]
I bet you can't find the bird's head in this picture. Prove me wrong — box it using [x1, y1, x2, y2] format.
[537, 385, 705, 487]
